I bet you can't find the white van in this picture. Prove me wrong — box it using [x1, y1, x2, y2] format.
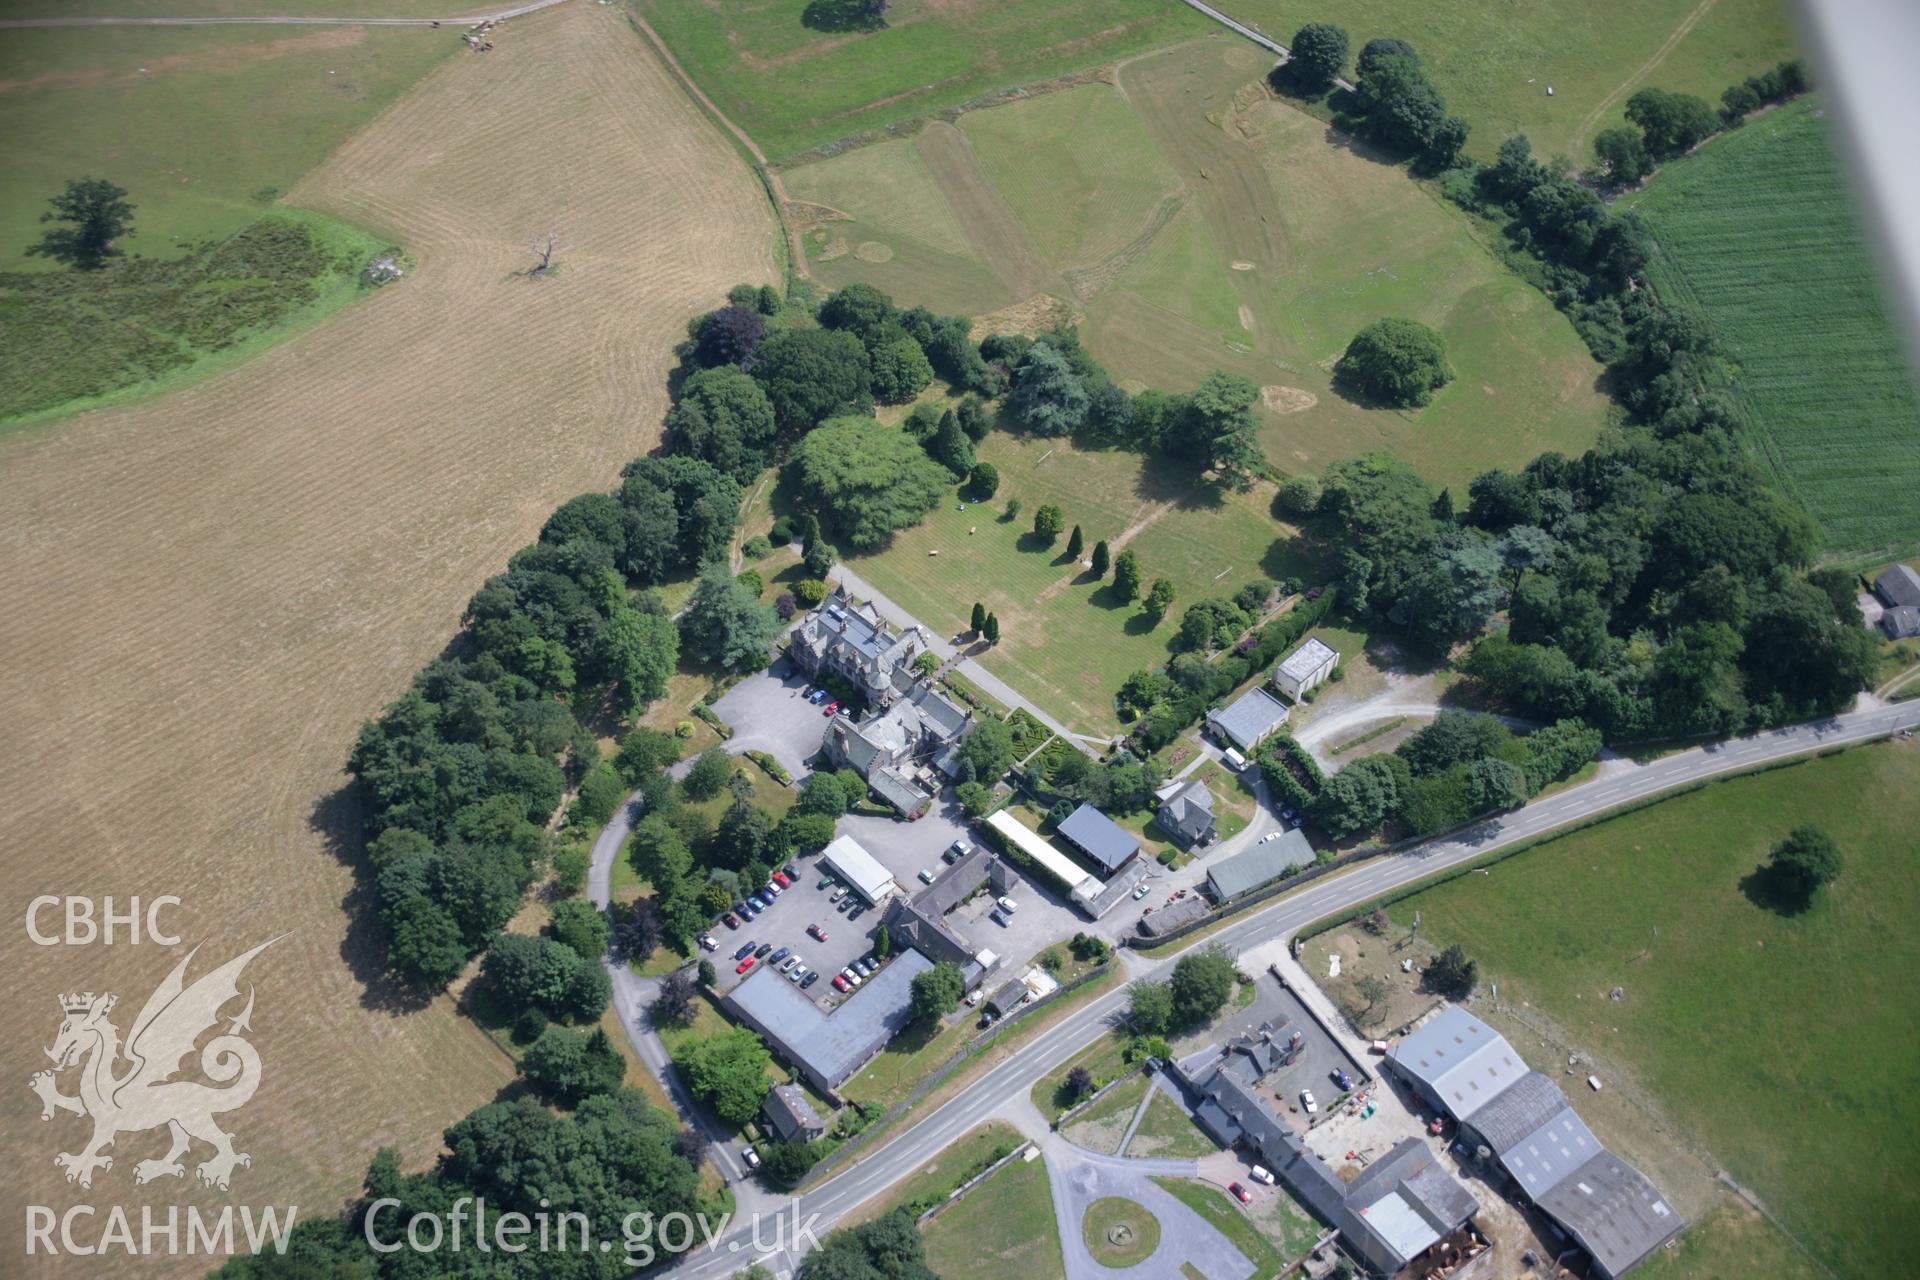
[1223, 747, 1249, 771]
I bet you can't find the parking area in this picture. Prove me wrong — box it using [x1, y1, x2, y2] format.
[710, 851, 883, 1002]
[708, 657, 827, 780]
[1182, 973, 1368, 1129]
[840, 799, 1084, 968]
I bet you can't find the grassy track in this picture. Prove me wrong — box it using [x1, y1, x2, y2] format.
[847, 432, 1312, 734]
[1383, 742, 1920, 1280]
[922, 1149, 1065, 1280]
[1630, 96, 1920, 554]
[1208, 0, 1796, 163]
[787, 42, 1613, 494]
[634, 0, 1209, 162]
[0, 23, 451, 270]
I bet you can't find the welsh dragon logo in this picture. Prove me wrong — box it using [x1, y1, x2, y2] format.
[30, 937, 281, 1191]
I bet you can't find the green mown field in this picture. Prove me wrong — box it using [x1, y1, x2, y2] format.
[1630, 95, 1920, 555]
[0, 24, 451, 270]
[1383, 742, 1920, 1280]
[922, 1150, 1065, 1280]
[846, 430, 1313, 735]
[789, 41, 1613, 494]
[1211, 0, 1796, 163]
[634, 0, 1209, 162]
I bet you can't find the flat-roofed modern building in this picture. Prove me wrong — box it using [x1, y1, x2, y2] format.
[1272, 634, 1339, 700]
[722, 950, 934, 1097]
[819, 834, 898, 905]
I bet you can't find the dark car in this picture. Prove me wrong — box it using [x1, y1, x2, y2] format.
[754, 943, 772, 959]
[722, 912, 740, 929]
[1331, 1068, 1354, 1091]
[733, 941, 755, 961]
[769, 946, 791, 965]
[782, 863, 799, 880]
[801, 971, 820, 989]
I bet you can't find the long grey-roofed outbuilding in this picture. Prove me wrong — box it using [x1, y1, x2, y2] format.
[1205, 828, 1314, 900]
[1056, 803, 1140, 874]
[1386, 1004, 1528, 1121]
[1205, 686, 1290, 752]
[1534, 1150, 1683, 1280]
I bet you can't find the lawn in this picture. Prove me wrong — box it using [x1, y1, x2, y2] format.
[1125, 1090, 1221, 1159]
[636, 0, 1209, 162]
[0, 23, 451, 271]
[847, 432, 1314, 735]
[1630, 95, 1920, 555]
[1082, 1197, 1159, 1267]
[1032, 1031, 1135, 1116]
[1382, 742, 1920, 1280]
[1636, 1198, 1825, 1280]
[922, 1148, 1065, 1280]
[845, 1120, 1023, 1224]
[1210, 0, 1797, 163]
[1060, 1072, 1152, 1154]
[787, 41, 1613, 496]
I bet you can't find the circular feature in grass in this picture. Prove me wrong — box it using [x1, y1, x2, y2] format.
[854, 240, 894, 262]
[1081, 1196, 1160, 1268]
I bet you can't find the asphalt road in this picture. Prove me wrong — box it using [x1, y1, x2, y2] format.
[662, 699, 1920, 1275]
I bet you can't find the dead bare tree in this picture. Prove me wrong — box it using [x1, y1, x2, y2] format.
[525, 230, 561, 278]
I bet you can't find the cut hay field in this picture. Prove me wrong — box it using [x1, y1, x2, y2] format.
[1211, 0, 1797, 163]
[846, 431, 1312, 735]
[636, 0, 1209, 162]
[0, 3, 775, 1272]
[788, 40, 1613, 492]
[1381, 742, 1920, 1280]
[1629, 95, 1920, 556]
[0, 21, 454, 270]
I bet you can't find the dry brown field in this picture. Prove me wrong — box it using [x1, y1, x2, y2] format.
[0, 2, 775, 1270]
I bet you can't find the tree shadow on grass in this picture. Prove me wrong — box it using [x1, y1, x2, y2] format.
[310, 783, 439, 1016]
[1016, 531, 1054, 554]
[1739, 864, 1817, 918]
[1133, 457, 1229, 512]
[1122, 612, 1161, 637]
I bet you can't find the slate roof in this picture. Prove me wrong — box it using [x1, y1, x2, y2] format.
[1205, 829, 1315, 900]
[870, 766, 929, 815]
[1206, 686, 1291, 750]
[762, 1084, 825, 1143]
[1157, 777, 1216, 845]
[1137, 895, 1210, 937]
[1056, 803, 1141, 873]
[1874, 563, 1920, 609]
[1882, 605, 1920, 639]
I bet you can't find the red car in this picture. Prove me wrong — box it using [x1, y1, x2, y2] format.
[831, 974, 850, 992]
[722, 912, 740, 929]
[822, 700, 841, 716]
[772, 872, 790, 888]
[808, 923, 828, 942]
[736, 956, 757, 975]
[1228, 1182, 1250, 1204]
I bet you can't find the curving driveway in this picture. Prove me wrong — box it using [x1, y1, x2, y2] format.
[1041, 1137, 1251, 1280]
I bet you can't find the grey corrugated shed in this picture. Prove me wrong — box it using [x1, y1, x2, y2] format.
[1205, 829, 1314, 899]
[1387, 1005, 1528, 1121]
[1535, 1150, 1683, 1280]
[1057, 803, 1140, 873]
[1882, 605, 1920, 639]
[1206, 686, 1291, 750]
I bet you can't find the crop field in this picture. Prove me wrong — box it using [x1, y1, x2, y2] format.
[848, 431, 1312, 735]
[0, 3, 775, 1270]
[636, 0, 1209, 162]
[1630, 96, 1920, 555]
[1380, 742, 1920, 1280]
[0, 21, 453, 270]
[787, 40, 1613, 492]
[1211, 0, 1796, 163]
